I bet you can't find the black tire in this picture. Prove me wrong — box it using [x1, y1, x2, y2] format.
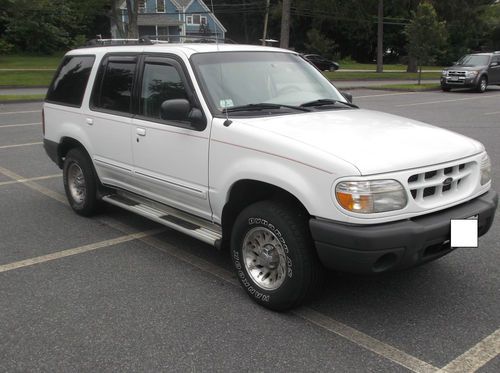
[230, 200, 323, 311]
[441, 85, 451, 92]
[63, 148, 100, 216]
[476, 76, 487, 93]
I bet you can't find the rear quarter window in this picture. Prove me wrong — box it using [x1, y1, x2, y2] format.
[46, 55, 95, 107]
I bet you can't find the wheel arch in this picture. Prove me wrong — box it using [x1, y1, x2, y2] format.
[220, 179, 310, 249]
[57, 137, 91, 167]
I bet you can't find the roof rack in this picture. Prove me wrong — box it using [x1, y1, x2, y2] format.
[85, 35, 237, 47]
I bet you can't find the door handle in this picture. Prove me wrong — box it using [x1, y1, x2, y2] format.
[136, 128, 146, 136]
[86, 118, 93, 125]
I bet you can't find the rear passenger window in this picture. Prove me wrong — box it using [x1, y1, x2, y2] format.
[46, 55, 95, 107]
[92, 57, 136, 114]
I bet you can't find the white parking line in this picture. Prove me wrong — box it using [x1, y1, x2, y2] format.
[0, 122, 40, 128]
[0, 173, 61, 187]
[355, 92, 423, 99]
[0, 110, 40, 115]
[0, 165, 489, 373]
[396, 94, 500, 107]
[0, 142, 42, 150]
[484, 111, 500, 116]
[0, 229, 163, 274]
[102, 217, 439, 373]
[438, 328, 500, 373]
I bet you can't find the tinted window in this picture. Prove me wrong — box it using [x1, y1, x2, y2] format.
[46, 55, 95, 107]
[140, 63, 188, 119]
[93, 59, 136, 114]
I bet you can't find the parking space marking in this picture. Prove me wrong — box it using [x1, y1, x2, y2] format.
[0, 110, 40, 115]
[438, 328, 500, 373]
[0, 166, 66, 203]
[355, 92, 422, 99]
[0, 229, 163, 274]
[0, 173, 61, 187]
[0, 122, 40, 128]
[0, 165, 490, 373]
[101, 216, 439, 373]
[294, 308, 439, 373]
[0, 142, 42, 150]
[396, 94, 500, 107]
[484, 111, 500, 116]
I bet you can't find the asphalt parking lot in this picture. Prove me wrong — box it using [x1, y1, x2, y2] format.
[0, 87, 499, 372]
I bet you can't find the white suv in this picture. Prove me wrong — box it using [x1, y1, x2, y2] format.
[43, 43, 497, 310]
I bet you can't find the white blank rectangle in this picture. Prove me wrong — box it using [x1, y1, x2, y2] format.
[451, 219, 478, 248]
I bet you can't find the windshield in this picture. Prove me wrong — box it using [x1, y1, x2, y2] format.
[456, 54, 490, 66]
[190, 51, 345, 115]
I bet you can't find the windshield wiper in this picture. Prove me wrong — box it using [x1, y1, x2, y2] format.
[223, 102, 311, 113]
[300, 99, 358, 109]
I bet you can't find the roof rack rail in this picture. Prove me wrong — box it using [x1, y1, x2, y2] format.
[84, 35, 237, 47]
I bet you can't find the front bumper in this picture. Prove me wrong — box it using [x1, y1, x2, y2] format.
[440, 76, 479, 88]
[310, 190, 498, 274]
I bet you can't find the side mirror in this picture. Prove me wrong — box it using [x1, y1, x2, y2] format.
[341, 91, 353, 103]
[491, 62, 498, 67]
[160, 99, 206, 130]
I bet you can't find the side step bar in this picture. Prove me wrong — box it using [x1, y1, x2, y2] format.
[102, 192, 222, 246]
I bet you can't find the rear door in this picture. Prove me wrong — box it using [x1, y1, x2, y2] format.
[130, 55, 212, 220]
[490, 55, 500, 84]
[87, 54, 137, 189]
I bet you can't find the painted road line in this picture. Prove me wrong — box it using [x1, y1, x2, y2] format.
[0, 142, 42, 150]
[356, 92, 423, 99]
[0, 110, 40, 115]
[101, 215, 439, 373]
[0, 166, 475, 373]
[0, 174, 61, 187]
[484, 111, 500, 116]
[0, 166, 66, 203]
[0, 122, 41, 128]
[294, 308, 439, 373]
[0, 229, 163, 274]
[397, 94, 500, 107]
[438, 328, 500, 373]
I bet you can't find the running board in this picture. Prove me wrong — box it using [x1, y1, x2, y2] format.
[102, 192, 222, 246]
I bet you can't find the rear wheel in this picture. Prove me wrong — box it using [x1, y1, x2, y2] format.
[231, 200, 323, 311]
[63, 148, 100, 216]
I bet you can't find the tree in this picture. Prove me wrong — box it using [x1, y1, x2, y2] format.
[125, 0, 138, 38]
[405, 2, 447, 84]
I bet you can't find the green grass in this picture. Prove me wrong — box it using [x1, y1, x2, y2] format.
[0, 71, 54, 87]
[369, 83, 441, 91]
[0, 54, 62, 69]
[0, 94, 46, 102]
[324, 71, 441, 80]
[338, 63, 443, 71]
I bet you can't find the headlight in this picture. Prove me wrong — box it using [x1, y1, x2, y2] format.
[480, 153, 491, 185]
[466, 70, 479, 78]
[441, 70, 448, 77]
[335, 180, 407, 214]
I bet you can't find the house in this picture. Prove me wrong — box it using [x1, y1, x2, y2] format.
[114, 0, 226, 42]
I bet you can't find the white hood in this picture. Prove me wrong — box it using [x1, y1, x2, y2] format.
[240, 109, 484, 175]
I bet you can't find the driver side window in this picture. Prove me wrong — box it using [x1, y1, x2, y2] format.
[140, 62, 188, 120]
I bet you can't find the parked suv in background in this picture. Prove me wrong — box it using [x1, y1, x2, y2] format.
[441, 52, 500, 92]
[44, 43, 497, 311]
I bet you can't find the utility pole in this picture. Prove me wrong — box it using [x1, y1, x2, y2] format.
[376, 0, 383, 73]
[262, 0, 270, 46]
[280, 0, 291, 49]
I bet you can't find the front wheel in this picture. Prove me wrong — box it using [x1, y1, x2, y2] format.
[63, 148, 100, 216]
[476, 76, 487, 93]
[231, 200, 323, 311]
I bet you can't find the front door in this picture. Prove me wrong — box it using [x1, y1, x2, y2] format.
[131, 56, 212, 220]
[490, 56, 500, 84]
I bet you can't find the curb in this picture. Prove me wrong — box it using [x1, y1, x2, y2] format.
[0, 99, 44, 104]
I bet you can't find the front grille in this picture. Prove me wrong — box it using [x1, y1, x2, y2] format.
[408, 162, 473, 202]
[448, 70, 466, 77]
